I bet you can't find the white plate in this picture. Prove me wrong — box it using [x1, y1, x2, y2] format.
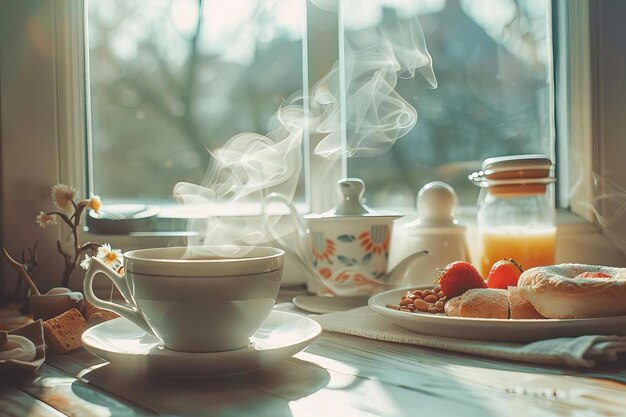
[82, 311, 321, 376]
[369, 286, 626, 342]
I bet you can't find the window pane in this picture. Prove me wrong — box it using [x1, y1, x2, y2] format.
[87, 0, 306, 203]
[343, 0, 552, 208]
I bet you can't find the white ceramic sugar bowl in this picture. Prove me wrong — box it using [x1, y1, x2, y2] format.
[389, 181, 470, 285]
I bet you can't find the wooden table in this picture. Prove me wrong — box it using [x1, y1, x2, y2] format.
[2, 300, 626, 417]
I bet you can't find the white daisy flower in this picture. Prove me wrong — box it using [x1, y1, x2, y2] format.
[35, 211, 57, 228]
[80, 254, 92, 270]
[88, 195, 102, 213]
[51, 184, 78, 212]
[97, 243, 123, 268]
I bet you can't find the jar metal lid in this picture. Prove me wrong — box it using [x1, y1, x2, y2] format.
[469, 154, 554, 196]
[482, 154, 551, 171]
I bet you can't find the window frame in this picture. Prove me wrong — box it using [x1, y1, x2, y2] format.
[80, 0, 559, 216]
[1, 0, 624, 290]
[553, 0, 594, 221]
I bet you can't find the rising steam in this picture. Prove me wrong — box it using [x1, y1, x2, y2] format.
[174, 4, 436, 250]
[173, 103, 305, 247]
[567, 150, 626, 257]
[313, 11, 436, 158]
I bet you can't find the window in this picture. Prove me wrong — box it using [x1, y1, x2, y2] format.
[4, 0, 626, 286]
[344, 0, 552, 207]
[87, 0, 307, 205]
[86, 0, 553, 214]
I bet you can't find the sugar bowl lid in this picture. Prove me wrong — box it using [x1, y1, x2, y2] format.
[304, 178, 401, 220]
[401, 181, 466, 233]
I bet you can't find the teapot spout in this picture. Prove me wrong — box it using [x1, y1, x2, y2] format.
[385, 250, 430, 285]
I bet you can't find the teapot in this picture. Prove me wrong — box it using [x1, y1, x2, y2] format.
[262, 178, 428, 296]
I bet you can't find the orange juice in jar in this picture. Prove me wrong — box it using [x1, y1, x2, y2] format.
[470, 155, 556, 277]
[479, 227, 556, 277]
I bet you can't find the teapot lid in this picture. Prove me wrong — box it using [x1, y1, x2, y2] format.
[305, 178, 400, 219]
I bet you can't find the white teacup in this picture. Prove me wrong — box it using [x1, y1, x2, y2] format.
[84, 246, 284, 353]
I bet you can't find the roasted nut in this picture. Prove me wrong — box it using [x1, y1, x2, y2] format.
[389, 286, 450, 315]
[413, 299, 429, 312]
[424, 294, 438, 303]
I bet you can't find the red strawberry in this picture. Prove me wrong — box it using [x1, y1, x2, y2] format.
[575, 272, 612, 279]
[486, 259, 524, 289]
[438, 261, 486, 298]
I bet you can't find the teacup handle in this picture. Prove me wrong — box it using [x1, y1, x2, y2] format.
[83, 257, 155, 335]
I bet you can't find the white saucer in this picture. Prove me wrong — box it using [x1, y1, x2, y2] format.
[292, 295, 370, 314]
[82, 311, 321, 376]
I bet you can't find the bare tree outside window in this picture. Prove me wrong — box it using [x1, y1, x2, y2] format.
[87, 0, 550, 209]
[88, 0, 306, 201]
[347, 0, 551, 207]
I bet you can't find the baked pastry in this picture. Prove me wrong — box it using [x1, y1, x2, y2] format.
[507, 286, 544, 319]
[444, 288, 509, 319]
[517, 264, 626, 319]
[83, 300, 119, 328]
[43, 308, 86, 353]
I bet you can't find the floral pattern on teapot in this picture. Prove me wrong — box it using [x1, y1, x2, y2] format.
[311, 236, 335, 264]
[312, 224, 391, 287]
[359, 225, 390, 255]
[316, 269, 386, 296]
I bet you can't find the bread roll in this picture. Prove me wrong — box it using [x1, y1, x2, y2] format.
[507, 286, 544, 319]
[444, 288, 508, 319]
[444, 296, 462, 317]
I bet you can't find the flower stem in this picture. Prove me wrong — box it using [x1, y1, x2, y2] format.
[46, 211, 73, 229]
[80, 242, 101, 252]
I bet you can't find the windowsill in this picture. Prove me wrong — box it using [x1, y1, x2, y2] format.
[84, 206, 594, 238]
[85, 199, 309, 235]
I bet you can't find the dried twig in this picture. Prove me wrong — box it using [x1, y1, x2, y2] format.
[21, 242, 39, 273]
[1, 248, 41, 295]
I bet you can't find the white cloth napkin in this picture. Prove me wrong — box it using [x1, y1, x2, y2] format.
[314, 307, 626, 368]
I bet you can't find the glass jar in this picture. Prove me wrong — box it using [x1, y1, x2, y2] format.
[469, 155, 556, 277]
